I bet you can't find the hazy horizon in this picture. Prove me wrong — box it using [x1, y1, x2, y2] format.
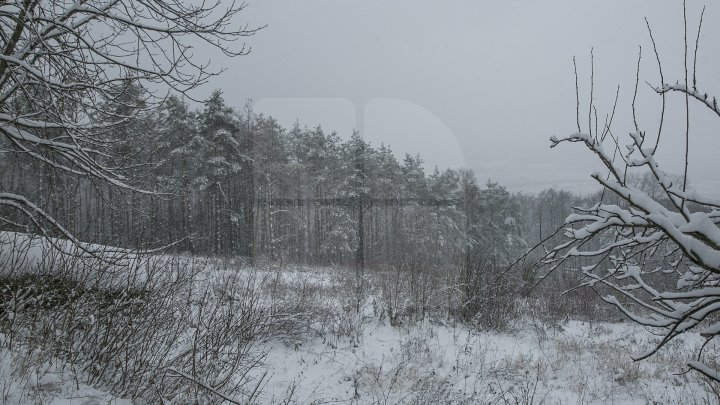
[188, 1, 719, 196]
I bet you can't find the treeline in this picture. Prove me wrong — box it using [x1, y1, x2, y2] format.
[0, 87, 606, 274]
[2, 86, 639, 321]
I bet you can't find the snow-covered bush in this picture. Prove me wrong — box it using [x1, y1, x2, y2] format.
[0, 238, 274, 403]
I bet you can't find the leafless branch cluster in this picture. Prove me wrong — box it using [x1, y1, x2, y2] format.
[542, 3, 720, 381]
[0, 0, 259, 242]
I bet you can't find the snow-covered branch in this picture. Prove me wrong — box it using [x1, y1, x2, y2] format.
[539, 9, 720, 382]
[655, 84, 720, 118]
[0, 0, 259, 245]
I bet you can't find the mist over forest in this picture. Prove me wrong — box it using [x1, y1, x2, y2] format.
[0, 1, 719, 403]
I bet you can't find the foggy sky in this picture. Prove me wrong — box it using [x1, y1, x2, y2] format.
[192, 0, 719, 196]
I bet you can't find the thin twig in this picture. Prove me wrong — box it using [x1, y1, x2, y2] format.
[588, 48, 594, 139]
[682, 0, 690, 211]
[632, 45, 642, 135]
[645, 17, 665, 154]
[693, 6, 706, 90]
[573, 56, 581, 133]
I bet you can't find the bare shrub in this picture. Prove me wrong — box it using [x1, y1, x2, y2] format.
[489, 366, 543, 405]
[259, 267, 327, 344]
[0, 240, 274, 403]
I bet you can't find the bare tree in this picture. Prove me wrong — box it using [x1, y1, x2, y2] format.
[0, 0, 260, 246]
[539, 3, 720, 381]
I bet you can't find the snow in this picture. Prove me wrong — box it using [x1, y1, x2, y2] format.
[657, 84, 720, 118]
[225, 264, 713, 403]
[0, 344, 132, 404]
[0, 231, 182, 288]
[1, 235, 716, 403]
[252, 315, 709, 404]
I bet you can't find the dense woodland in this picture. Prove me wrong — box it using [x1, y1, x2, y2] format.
[1, 84, 628, 326]
[1, 86, 602, 268]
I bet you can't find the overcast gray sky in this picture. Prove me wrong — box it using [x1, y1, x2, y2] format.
[194, 0, 719, 195]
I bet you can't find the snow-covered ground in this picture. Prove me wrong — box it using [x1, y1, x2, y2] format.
[0, 348, 132, 405]
[0, 236, 716, 404]
[255, 304, 711, 404]
[2, 314, 709, 404]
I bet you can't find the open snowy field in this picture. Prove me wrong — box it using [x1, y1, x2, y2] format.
[0, 237, 717, 404]
[238, 267, 718, 404]
[1, 317, 713, 404]
[257, 320, 711, 404]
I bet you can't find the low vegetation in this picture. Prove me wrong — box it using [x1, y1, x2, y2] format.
[0, 234, 718, 403]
